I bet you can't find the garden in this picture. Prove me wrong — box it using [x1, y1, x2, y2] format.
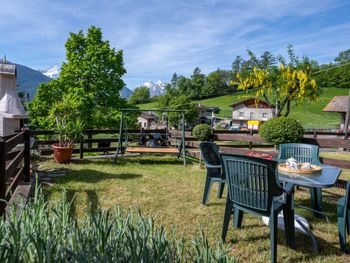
[27, 153, 349, 262]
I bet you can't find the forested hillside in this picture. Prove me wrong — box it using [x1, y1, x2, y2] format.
[138, 47, 350, 129]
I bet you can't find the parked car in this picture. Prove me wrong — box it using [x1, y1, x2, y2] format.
[228, 124, 240, 131]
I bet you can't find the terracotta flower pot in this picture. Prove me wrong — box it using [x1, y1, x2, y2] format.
[52, 144, 73, 164]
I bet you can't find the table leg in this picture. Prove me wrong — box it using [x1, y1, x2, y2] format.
[310, 188, 323, 218]
[283, 189, 295, 249]
[295, 218, 319, 254]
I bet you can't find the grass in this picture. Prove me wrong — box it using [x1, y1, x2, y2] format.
[138, 87, 349, 129]
[40, 154, 350, 263]
[137, 101, 159, 110]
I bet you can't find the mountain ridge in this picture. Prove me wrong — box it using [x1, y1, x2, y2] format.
[0, 59, 51, 100]
[141, 80, 168, 97]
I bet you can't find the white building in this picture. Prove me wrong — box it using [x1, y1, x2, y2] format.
[137, 112, 157, 129]
[230, 98, 274, 130]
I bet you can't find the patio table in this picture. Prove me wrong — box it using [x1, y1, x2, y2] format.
[277, 164, 342, 253]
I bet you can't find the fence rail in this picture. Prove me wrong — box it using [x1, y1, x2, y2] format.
[0, 130, 30, 215]
[173, 129, 350, 169]
[30, 128, 350, 169]
[31, 128, 182, 158]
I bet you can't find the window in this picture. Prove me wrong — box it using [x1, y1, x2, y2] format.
[250, 112, 254, 120]
[239, 112, 244, 118]
[262, 113, 268, 119]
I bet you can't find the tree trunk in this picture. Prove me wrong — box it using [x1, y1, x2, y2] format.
[284, 100, 291, 117]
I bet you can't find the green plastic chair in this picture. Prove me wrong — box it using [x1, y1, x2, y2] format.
[277, 143, 323, 213]
[338, 180, 350, 252]
[199, 142, 225, 205]
[221, 154, 294, 263]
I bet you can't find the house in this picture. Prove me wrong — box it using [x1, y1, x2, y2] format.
[230, 98, 274, 130]
[323, 96, 349, 130]
[195, 103, 220, 125]
[137, 112, 157, 129]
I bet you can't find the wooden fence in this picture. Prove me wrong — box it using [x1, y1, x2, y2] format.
[31, 128, 184, 158]
[168, 129, 350, 170]
[30, 128, 350, 170]
[0, 130, 31, 214]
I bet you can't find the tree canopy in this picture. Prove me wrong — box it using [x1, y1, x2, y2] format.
[28, 26, 129, 129]
[128, 86, 150, 104]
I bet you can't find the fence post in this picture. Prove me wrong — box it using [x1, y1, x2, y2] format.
[210, 128, 214, 142]
[80, 137, 84, 159]
[249, 129, 253, 149]
[313, 130, 317, 139]
[0, 138, 6, 214]
[23, 130, 31, 182]
[87, 132, 92, 149]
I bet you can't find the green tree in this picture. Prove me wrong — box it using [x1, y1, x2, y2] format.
[334, 49, 350, 64]
[128, 86, 150, 104]
[232, 55, 243, 74]
[171, 73, 178, 88]
[28, 26, 129, 129]
[168, 94, 198, 128]
[190, 67, 206, 98]
[28, 80, 64, 128]
[176, 75, 192, 95]
[203, 69, 231, 96]
[259, 51, 276, 69]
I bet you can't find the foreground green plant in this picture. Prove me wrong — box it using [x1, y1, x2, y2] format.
[0, 187, 235, 263]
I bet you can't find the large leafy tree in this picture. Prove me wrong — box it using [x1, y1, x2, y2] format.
[335, 49, 350, 64]
[203, 69, 232, 96]
[168, 94, 198, 128]
[190, 67, 206, 98]
[128, 86, 150, 105]
[236, 46, 319, 117]
[28, 26, 129, 129]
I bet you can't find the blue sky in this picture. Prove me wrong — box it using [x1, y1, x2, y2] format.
[0, 0, 349, 90]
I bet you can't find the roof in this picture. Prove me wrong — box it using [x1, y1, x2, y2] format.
[139, 112, 157, 120]
[230, 97, 274, 108]
[323, 96, 349, 113]
[0, 63, 16, 76]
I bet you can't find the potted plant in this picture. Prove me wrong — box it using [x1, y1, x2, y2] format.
[50, 97, 84, 163]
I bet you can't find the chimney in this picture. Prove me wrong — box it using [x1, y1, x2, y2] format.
[0, 63, 28, 137]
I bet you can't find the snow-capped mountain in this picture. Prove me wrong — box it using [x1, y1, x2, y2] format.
[120, 87, 133, 98]
[41, 65, 60, 79]
[142, 80, 167, 97]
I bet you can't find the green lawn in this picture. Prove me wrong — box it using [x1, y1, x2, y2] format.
[137, 101, 159, 110]
[138, 88, 349, 129]
[41, 155, 350, 263]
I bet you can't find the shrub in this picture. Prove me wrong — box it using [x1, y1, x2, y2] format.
[192, 124, 212, 141]
[0, 187, 235, 262]
[259, 117, 304, 145]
